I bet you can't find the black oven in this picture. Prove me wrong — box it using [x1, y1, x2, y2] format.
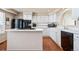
[61, 31, 73, 51]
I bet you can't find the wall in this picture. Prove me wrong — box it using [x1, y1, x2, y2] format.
[15, 12, 23, 19]
[0, 9, 15, 19]
[15, 12, 49, 19]
[72, 8, 79, 19]
[72, 8, 79, 26]
[5, 12, 15, 29]
[0, 9, 15, 29]
[0, 9, 15, 42]
[63, 9, 74, 26]
[56, 9, 65, 26]
[56, 9, 74, 26]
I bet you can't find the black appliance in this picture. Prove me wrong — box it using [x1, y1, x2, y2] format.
[32, 23, 36, 27]
[11, 19, 32, 29]
[23, 20, 31, 29]
[17, 19, 24, 29]
[48, 23, 57, 27]
[61, 31, 73, 51]
[11, 19, 16, 29]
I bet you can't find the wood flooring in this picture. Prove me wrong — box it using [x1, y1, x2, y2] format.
[43, 36, 63, 51]
[0, 40, 7, 51]
[0, 36, 63, 51]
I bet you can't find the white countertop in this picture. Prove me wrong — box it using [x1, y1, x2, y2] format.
[6, 29, 43, 32]
[60, 26, 79, 34]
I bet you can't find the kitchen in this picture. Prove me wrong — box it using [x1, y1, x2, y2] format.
[0, 8, 79, 51]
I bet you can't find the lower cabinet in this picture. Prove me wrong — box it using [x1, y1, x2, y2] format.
[44, 28, 57, 42]
[43, 28, 49, 36]
[43, 28, 57, 43]
[74, 39, 79, 51]
[47, 28, 57, 43]
[74, 34, 79, 51]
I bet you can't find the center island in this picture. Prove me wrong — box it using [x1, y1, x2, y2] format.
[6, 29, 43, 51]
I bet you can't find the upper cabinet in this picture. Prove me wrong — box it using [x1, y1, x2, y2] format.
[48, 13, 57, 23]
[37, 16, 48, 24]
[72, 8, 79, 19]
[32, 16, 37, 23]
[23, 12, 32, 20]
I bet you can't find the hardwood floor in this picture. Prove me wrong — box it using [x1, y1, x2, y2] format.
[43, 36, 63, 51]
[0, 40, 7, 51]
[0, 36, 63, 51]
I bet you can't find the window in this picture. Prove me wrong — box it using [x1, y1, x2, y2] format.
[0, 12, 5, 34]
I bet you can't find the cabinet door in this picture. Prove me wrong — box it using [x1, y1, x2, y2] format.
[56, 29, 61, 47]
[48, 28, 57, 42]
[23, 15, 32, 20]
[43, 28, 49, 36]
[32, 16, 37, 23]
[74, 37, 79, 51]
[48, 14, 56, 23]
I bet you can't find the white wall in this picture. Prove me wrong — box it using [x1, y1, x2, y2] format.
[72, 8, 79, 26]
[0, 12, 5, 34]
[15, 13, 23, 19]
[56, 10, 63, 25]
[56, 9, 74, 26]
[0, 9, 15, 29]
[5, 12, 15, 29]
[63, 10, 74, 26]
[0, 9, 15, 41]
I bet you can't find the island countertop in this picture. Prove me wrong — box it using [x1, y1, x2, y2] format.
[6, 29, 43, 32]
[7, 28, 43, 50]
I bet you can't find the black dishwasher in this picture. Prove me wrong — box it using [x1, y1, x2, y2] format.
[61, 31, 73, 51]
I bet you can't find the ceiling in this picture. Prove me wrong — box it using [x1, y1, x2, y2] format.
[11, 8, 64, 13]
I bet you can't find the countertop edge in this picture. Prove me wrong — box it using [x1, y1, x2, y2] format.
[6, 29, 43, 32]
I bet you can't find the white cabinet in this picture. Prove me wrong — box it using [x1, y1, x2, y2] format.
[36, 16, 48, 24]
[32, 16, 37, 23]
[42, 28, 57, 43]
[48, 13, 57, 23]
[74, 34, 79, 51]
[7, 30, 43, 50]
[56, 28, 61, 47]
[48, 28, 57, 42]
[43, 28, 57, 43]
[43, 28, 49, 36]
[23, 15, 32, 20]
[23, 12, 32, 20]
[72, 8, 79, 19]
